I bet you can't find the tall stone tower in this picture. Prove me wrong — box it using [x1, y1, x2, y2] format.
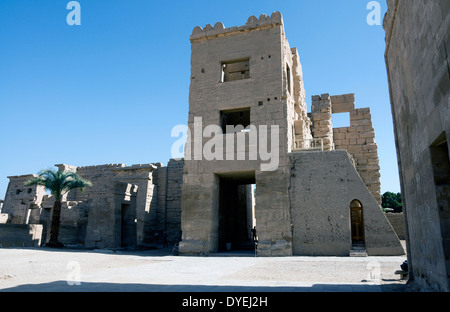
[179, 12, 307, 256]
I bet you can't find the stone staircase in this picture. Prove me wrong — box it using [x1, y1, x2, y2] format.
[349, 244, 368, 257]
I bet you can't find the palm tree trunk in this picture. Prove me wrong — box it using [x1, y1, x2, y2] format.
[48, 200, 63, 247]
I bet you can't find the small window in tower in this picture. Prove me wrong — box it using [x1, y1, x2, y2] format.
[221, 58, 250, 82]
[220, 108, 251, 133]
[286, 64, 292, 94]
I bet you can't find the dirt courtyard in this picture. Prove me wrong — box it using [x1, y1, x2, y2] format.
[0, 246, 409, 293]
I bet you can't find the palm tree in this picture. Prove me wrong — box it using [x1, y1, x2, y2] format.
[25, 168, 92, 248]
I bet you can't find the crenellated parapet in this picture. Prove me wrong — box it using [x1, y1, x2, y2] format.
[190, 11, 284, 42]
[75, 164, 127, 173]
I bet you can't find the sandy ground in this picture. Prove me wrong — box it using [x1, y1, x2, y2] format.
[0, 246, 408, 292]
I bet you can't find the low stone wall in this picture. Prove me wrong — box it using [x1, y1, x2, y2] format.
[0, 224, 43, 247]
[385, 213, 405, 240]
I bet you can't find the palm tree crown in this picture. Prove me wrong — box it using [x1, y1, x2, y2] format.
[25, 168, 92, 247]
[25, 169, 92, 201]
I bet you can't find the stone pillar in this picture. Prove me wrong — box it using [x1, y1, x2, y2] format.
[311, 94, 334, 150]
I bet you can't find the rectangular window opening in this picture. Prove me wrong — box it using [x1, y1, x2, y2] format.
[332, 112, 351, 128]
[221, 58, 250, 82]
[287, 64, 291, 94]
[220, 108, 251, 134]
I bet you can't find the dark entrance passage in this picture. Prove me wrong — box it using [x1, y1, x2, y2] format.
[218, 171, 256, 252]
[121, 203, 136, 248]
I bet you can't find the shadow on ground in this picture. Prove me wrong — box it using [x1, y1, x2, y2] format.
[1, 281, 406, 292]
[0, 246, 176, 257]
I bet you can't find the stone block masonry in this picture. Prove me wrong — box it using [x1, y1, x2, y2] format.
[0, 224, 43, 247]
[311, 93, 382, 204]
[0, 161, 184, 249]
[290, 150, 403, 256]
[311, 94, 334, 151]
[384, 0, 450, 291]
[155, 159, 184, 243]
[180, 12, 294, 256]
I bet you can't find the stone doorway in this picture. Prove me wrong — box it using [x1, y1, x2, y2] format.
[217, 172, 256, 252]
[350, 200, 365, 245]
[121, 203, 136, 248]
[430, 132, 450, 287]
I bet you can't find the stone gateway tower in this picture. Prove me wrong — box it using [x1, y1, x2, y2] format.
[178, 12, 404, 256]
[179, 12, 296, 256]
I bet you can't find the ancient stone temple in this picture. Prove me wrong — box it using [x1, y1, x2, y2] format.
[178, 12, 403, 256]
[0, 12, 404, 257]
[0, 161, 184, 249]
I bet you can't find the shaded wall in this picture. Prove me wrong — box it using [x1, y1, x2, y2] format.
[384, 0, 450, 291]
[0, 224, 43, 247]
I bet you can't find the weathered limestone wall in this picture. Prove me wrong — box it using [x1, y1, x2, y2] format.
[155, 159, 184, 243]
[1, 175, 46, 224]
[67, 162, 181, 248]
[310, 94, 381, 204]
[384, 0, 450, 291]
[113, 164, 160, 245]
[291, 48, 313, 150]
[0, 224, 43, 247]
[385, 213, 405, 240]
[0, 160, 183, 249]
[290, 150, 404, 256]
[311, 94, 334, 151]
[71, 164, 133, 248]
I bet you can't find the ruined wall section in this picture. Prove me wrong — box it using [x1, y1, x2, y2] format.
[1, 175, 46, 224]
[155, 159, 184, 243]
[310, 94, 381, 204]
[282, 32, 297, 154]
[311, 94, 334, 151]
[70, 164, 127, 248]
[331, 94, 381, 204]
[291, 48, 313, 150]
[112, 164, 159, 246]
[0, 160, 182, 248]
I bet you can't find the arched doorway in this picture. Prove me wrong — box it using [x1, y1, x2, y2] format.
[350, 200, 365, 245]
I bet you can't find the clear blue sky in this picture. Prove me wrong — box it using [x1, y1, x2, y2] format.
[0, 0, 399, 200]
